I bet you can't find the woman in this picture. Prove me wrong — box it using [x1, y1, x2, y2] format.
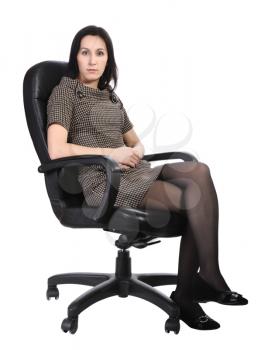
[47, 25, 248, 331]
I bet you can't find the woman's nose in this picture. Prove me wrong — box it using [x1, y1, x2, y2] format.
[88, 54, 97, 65]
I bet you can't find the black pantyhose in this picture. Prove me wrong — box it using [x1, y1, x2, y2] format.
[138, 161, 230, 320]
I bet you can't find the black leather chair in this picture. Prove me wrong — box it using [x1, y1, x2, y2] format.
[23, 60, 198, 335]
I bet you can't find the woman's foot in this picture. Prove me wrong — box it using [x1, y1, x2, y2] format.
[192, 273, 248, 305]
[170, 291, 220, 330]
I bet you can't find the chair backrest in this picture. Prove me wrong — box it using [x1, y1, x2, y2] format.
[23, 60, 68, 163]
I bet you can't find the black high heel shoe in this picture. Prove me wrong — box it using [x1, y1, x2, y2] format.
[170, 291, 220, 331]
[192, 273, 248, 305]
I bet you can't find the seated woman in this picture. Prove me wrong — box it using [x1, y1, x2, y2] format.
[47, 25, 248, 331]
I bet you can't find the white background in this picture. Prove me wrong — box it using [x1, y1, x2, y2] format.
[1, 0, 260, 348]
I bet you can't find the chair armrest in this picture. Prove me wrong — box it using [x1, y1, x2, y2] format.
[38, 151, 198, 224]
[38, 155, 121, 224]
[143, 151, 198, 162]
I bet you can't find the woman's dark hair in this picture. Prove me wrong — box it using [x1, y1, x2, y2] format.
[66, 25, 118, 92]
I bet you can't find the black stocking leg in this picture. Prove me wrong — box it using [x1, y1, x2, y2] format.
[159, 161, 230, 292]
[171, 222, 209, 321]
[137, 169, 218, 324]
[174, 223, 199, 298]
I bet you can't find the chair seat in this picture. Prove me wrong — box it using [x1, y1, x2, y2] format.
[103, 207, 187, 237]
[60, 204, 187, 238]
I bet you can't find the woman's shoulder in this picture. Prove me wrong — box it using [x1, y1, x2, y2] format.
[57, 76, 78, 94]
[48, 76, 76, 101]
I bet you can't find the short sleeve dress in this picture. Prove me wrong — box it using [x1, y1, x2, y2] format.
[46, 76, 163, 209]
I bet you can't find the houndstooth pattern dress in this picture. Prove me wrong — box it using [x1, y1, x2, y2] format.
[46, 76, 163, 208]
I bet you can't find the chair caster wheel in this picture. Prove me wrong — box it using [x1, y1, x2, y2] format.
[61, 317, 78, 334]
[46, 286, 59, 300]
[165, 317, 180, 334]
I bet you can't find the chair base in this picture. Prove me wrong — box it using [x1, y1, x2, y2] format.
[47, 249, 180, 334]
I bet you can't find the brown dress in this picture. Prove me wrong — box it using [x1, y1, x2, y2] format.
[46, 76, 163, 208]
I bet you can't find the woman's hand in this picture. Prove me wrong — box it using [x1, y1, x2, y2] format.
[109, 146, 141, 169]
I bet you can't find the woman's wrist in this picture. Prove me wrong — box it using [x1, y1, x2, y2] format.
[133, 143, 144, 159]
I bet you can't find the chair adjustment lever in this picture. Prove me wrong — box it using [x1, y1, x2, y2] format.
[133, 240, 161, 249]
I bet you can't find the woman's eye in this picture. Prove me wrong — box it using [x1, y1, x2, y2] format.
[81, 51, 104, 56]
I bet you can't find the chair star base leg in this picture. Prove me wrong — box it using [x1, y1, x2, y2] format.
[47, 249, 180, 334]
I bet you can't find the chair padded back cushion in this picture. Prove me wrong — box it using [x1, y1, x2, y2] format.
[23, 60, 68, 163]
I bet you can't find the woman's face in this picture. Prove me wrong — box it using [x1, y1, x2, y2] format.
[76, 35, 108, 89]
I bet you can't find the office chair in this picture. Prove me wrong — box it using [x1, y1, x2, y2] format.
[23, 60, 198, 335]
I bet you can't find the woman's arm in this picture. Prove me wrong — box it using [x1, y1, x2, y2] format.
[47, 123, 141, 172]
[47, 123, 113, 159]
[123, 128, 145, 159]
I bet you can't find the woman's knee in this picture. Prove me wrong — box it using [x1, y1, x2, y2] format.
[195, 162, 211, 177]
[160, 161, 210, 184]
